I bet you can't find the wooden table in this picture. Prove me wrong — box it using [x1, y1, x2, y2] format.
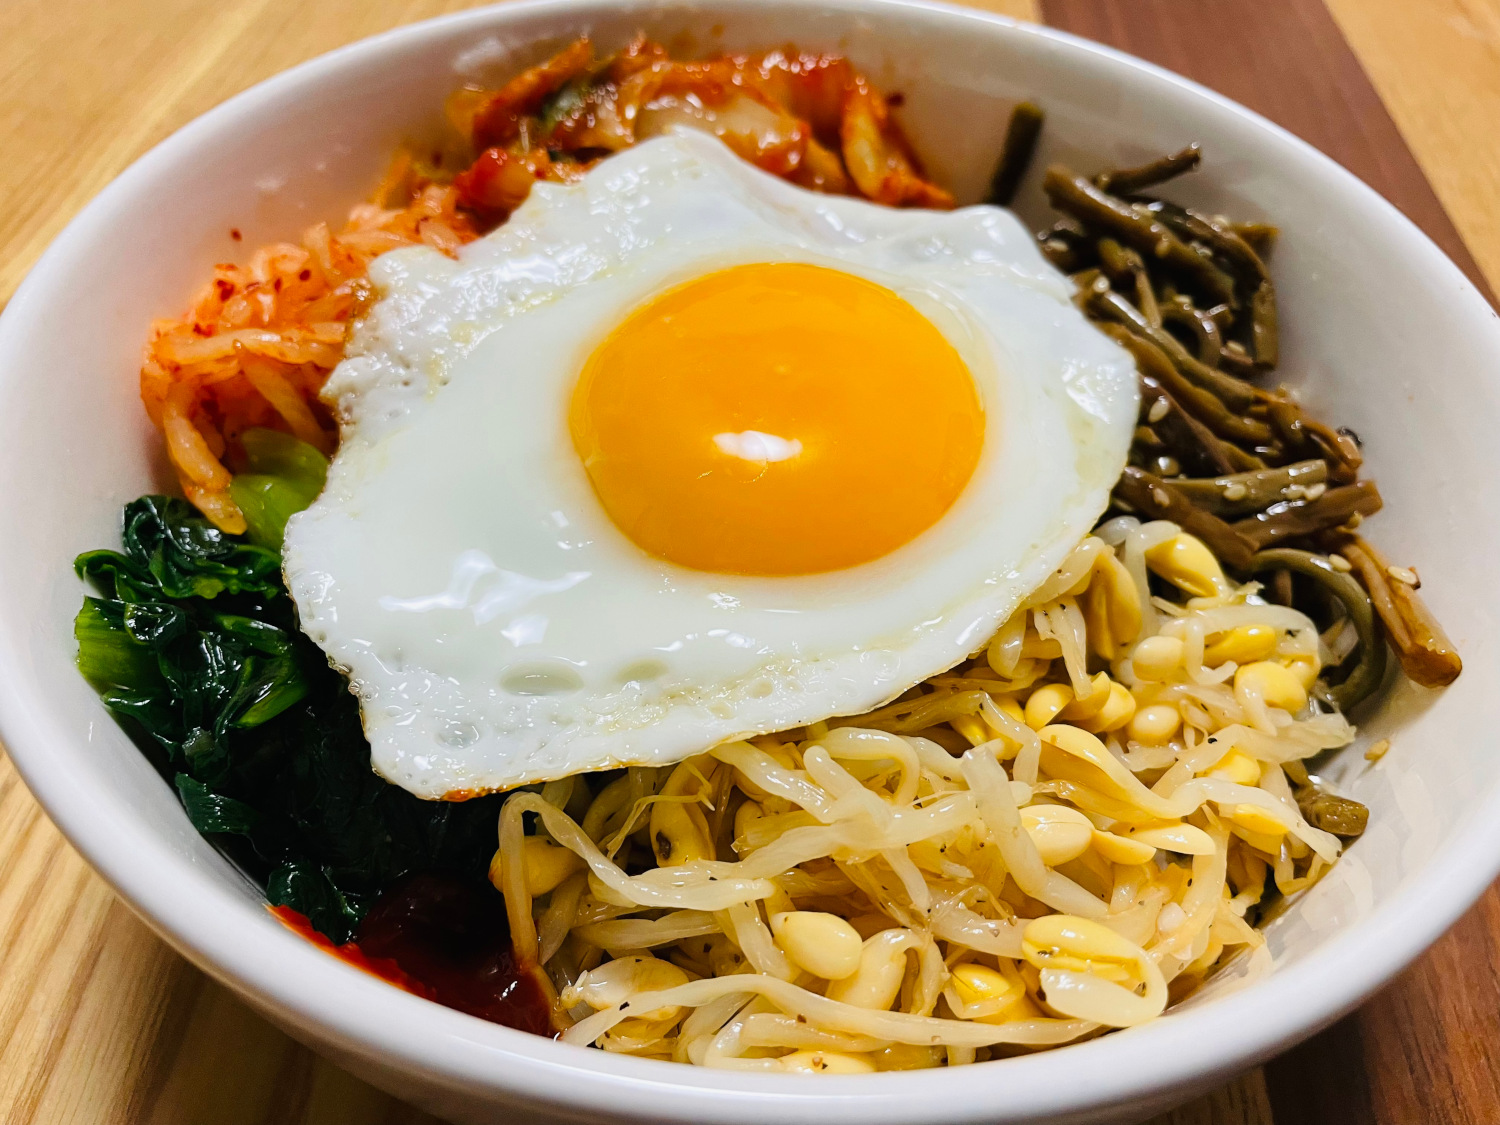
[3, 1, 1499, 1121]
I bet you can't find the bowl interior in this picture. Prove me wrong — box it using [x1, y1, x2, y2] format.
[2, 2, 1499, 1122]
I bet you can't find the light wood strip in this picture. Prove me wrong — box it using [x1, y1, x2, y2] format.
[1323, 0, 1500, 295]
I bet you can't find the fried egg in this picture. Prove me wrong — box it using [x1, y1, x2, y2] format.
[283, 131, 1138, 799]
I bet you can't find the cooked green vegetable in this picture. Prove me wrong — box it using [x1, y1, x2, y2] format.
[1336, 536, 1463, 688]
[76, 494, 282, 602]
[1295, 786, 1369, 839]
[1159, 290, 1223, 367]
[1097, 317, 1273, 449]
[1130, 197, 1278, 365]
[1042, 164, 1239, 307]
[1233, 481, 1383, 553]
[228, 428, 329, 549]
[1247, 548, 1387, 710]
[1171, 461, 1327, 516]
[1094, 144, 1201, 195]
[1087, 283, 1266, 415]
[985, 100, 1044, 207]
[75, 496, 503, 941]
[1133, 372, 1242, 478]
[1096, 237, 1162, 328]
[1265, 398, 1363, 483]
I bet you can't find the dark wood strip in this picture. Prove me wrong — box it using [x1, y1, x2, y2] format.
[1259, 1015, 1376, 1125]
[1266, 893, 1500, 1125]
[1038, 0, 1496, 303]
[11, 875, 114, 1125]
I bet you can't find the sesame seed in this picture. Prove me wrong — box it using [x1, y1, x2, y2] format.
[1223, 483, 1248, 501]
[1304, 482, 1327, 501]
[1387, 565, 1419, 587]
[1327, 553, 1352, 572]
[1147, 397, 1170, 424]
[1364, 738, 1391, 762]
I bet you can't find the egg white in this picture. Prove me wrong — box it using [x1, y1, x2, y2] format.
[283, 131, 1138, 798]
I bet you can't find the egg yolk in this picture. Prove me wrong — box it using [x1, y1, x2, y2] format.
[569, 262, 985, 576]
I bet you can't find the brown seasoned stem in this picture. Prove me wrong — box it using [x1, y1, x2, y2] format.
[1250, 280, 1279, 368]
[1265, 397, 1363, 482]
[1097, 238, 1162, 327]
[1160, 290, 1223, 367]
[1095, 144, 1201, 195]
[1335, 536, 1463, 687]
[986, 101, 1045, 207]
[1088, 285, 1267, 413]
[1134, 198, 1272, 287]
[1232, 221, 1279, 254]
[1039, 220, 1095, 272]
[1042, 165, 1239, 308]
[1039, 236, 1079, 272]
[1217, 341, 1260, 377]
[1269, 568, 1294, 606]
[1098, 320, 1274, 447]
[1172, 460, 1328, 516]
[1132, 198, 1280, 366]
[1232, 481, 1384, 552]
[1114, 467, 1255, 569]
[1296, 788, 1369, 838]
[1137, 374, 1240, 476]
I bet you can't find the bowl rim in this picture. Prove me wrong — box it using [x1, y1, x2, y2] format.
[4, 0, 1500, 1120]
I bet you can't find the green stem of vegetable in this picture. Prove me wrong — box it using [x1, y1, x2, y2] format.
[1159, 289, 1223, 367]
[1088, 283, 1268, 414]
[1335, 536, 1463, 688]
[1131, 198, 1280, 366]
[1098, 318, 1274, 447]
[1135, 373, 1241, 477]
[1171, 460, 1328, 516]
[1247, 548, 1387, 710]
[1095, 144, 1201, 195]
[1042, 165, 1239, 308]
[1265, 398, 1363, 482]
[1232, 481, 1383, 552]
[985, 101, 1045, 207]
[1295, 786, 1369, 838]
[1096, 238, 1162, 328]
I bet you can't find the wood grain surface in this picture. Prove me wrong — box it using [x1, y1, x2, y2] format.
[2, 1, 1498, 1122]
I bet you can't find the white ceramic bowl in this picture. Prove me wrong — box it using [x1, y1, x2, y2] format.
[3, 2, 1499, 1122]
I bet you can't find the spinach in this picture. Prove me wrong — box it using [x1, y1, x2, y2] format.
[75, 486, 502, 942]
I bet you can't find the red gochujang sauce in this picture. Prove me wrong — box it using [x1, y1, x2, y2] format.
[270, 872, 552, 1036]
